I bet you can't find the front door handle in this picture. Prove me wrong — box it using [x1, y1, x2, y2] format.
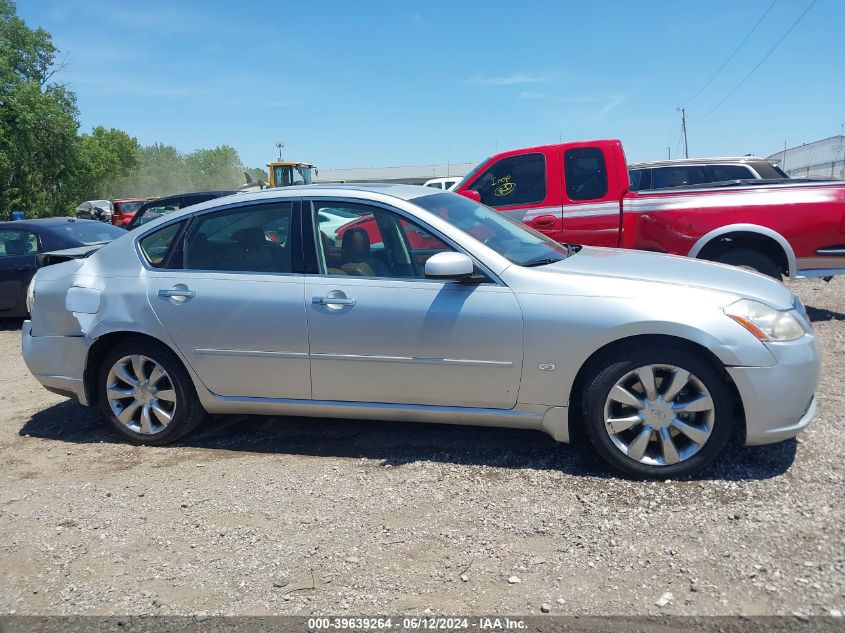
[531, 214, 557, 228]
[313, 296, 356, 306]
[158, 286, 196, 302]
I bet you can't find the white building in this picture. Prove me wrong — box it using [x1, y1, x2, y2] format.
[315, 162, 476, 185]
[767, 135, 845, 180]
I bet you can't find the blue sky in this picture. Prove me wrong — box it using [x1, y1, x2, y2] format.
[18, 0, 845, 170]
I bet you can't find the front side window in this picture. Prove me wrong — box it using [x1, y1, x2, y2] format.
[565, 147, 608, 201]
[139, 222, 183, 268]
[313, 202, 454, 279]
[182, 203, 293, 273]
[0, 230, 38, 257]
[467, 153, 547, 207]
[411, 192, 570, 267]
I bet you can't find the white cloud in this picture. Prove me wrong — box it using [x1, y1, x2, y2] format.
[557, 93, 631, 117]
[468, 74, 549, 87]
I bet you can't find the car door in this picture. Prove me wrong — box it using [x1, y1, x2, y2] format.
[305, 199, 523, 409]
[560, 144, 622, 247]
[142, 200, 311, 399]
[0, 229, 39, 315]
[462, 151, 563, 241]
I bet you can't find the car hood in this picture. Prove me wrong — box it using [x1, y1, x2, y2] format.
[537, 246, 795, 309]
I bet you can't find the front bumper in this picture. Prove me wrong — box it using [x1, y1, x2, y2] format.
[728, 333, 821, 445]
[21, 320, 91, 405]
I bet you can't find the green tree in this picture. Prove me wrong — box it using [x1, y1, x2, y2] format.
[184, 145, 245, 190]
[76, 126, 141, 199]
[0, 0, 80, 217]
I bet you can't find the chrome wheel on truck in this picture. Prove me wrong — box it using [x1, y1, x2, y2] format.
[98, 339, 206, 445]
[581, 347, 733, 478]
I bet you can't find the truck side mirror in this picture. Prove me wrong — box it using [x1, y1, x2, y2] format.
[459, 190, 482, 203]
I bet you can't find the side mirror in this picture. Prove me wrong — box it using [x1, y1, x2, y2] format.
[425, 252, 474, 280]
[459, 190, 482, 203]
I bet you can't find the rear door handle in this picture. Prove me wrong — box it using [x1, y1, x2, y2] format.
[312, 296, 356, 306]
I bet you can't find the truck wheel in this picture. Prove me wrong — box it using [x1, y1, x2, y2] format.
[711, 249, 782, 280]
[98, 338, 206, 445]
[580, 347, 734, 478]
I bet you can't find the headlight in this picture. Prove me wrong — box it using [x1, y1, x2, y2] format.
[724, 299, 805, 342]
[26, 278, 37, 315]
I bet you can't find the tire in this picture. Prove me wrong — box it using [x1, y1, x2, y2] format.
[580, 346, 734, 478]
[711, 248, 782, 280]
[98, 338, 206, 445]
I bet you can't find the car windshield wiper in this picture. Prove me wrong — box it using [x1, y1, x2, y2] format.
[521, 256, 565, 267]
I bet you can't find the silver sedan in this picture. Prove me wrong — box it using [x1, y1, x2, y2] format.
[22, 185, 820, 477]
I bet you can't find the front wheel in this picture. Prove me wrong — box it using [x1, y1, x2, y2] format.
[98, 339, 206, 445]
[580, 347, 734, 478]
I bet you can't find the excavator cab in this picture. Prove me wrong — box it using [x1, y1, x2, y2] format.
[268, 161, 316, 187]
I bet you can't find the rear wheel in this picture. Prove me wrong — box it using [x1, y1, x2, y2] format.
[581, 347, 734, 478]
[710, 248, 782, 280]
[98, 339, 205, 445]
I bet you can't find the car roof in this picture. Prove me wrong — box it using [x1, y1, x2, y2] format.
[263, 183, 445, 201]
[0, 217, 100, 230]
[629, 157, 771, 169]
[132, 184, 456, 233]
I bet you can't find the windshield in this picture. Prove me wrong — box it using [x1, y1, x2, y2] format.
[411, 192, 569, 266]
[119, 201, 144, 213]
[453, 156, 490, 191]
[57, 222, 126, 245]
[274, 165, 314, 186]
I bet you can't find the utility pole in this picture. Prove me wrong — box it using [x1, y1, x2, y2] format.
[677, 108, 689, 158]
[782, 140, 787, 173]
[275, 141, 284, 160]
[667, 146, 671, 160]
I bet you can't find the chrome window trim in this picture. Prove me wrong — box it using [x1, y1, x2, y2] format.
[134, 197, 301, 274]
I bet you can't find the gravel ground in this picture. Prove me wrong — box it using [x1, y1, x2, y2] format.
[0, 278, 843, 617]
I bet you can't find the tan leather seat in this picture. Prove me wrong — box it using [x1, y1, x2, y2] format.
[340, 228, 376, 276]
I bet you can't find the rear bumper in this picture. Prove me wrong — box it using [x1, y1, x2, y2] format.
[21, 320, 91, 405]
[728, 334, 821, 445]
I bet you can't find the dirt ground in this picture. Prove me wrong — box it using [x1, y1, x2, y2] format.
[0, 278, 843, 617]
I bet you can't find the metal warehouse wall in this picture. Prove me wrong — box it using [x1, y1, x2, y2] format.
[767, 136, 845, 180]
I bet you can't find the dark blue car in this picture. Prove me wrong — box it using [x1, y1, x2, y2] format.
[0, 217, 125, 317]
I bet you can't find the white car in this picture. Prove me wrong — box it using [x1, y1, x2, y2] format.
[423, 177, 462, 191]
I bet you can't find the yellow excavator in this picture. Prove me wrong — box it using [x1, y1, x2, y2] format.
[240, 160, 317, 191]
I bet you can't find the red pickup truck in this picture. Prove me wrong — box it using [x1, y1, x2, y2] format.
[453, 139, 845, 280]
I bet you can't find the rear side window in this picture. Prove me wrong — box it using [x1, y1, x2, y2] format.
[708, 165, 755, 182]
[651, 166, 708, 189]
[0, 230, 38, 256]
[183, 203, 293, 273]
[468, 153, 547, 207]
[565, 148, 608, 201]
[139, 222, 183, 268]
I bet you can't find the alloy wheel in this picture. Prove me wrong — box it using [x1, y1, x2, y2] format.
[106, 354, 177, 435]
[602, 364, 715, 467]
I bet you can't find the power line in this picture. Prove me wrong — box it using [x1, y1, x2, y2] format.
[693, 0, 818, 125]
[685, 0, 779, 105]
